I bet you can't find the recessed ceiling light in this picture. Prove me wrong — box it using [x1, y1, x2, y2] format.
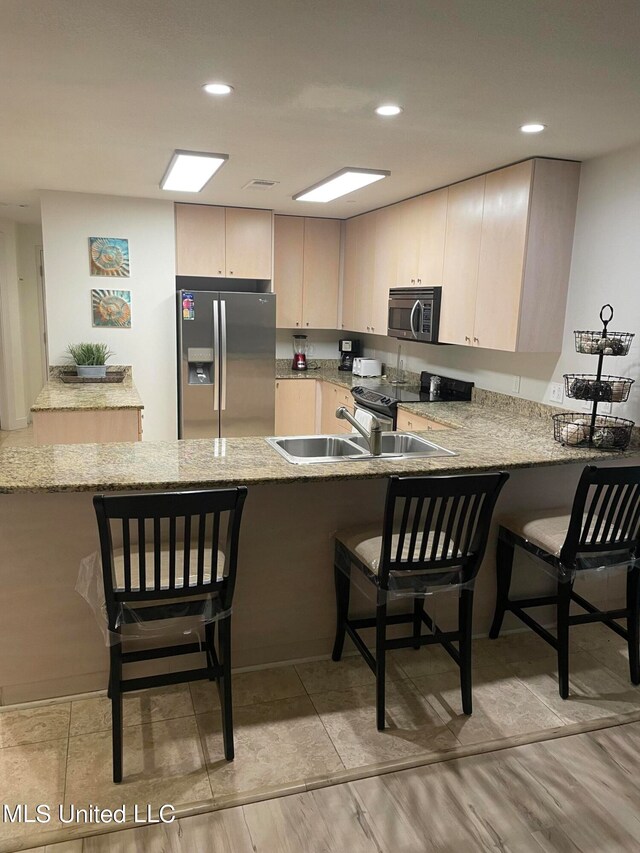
[294, 167, 390, 203]
[160, 150, 229, 192]
[520, 123, 546, 133]
[375, 104, 403, 117]
[203, 82, 234, 95]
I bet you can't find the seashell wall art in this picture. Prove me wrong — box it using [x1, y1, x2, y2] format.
[91, 289, 132, 328]
[89, 237, 130, 277]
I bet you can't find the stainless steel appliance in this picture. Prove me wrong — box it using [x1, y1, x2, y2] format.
[388, 287, 442, 343]
[177, 290, 276, 438]
[351, 372, 473, 428]
[338, 338, 360, 372]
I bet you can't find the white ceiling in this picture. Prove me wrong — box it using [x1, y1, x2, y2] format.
[2, 0, 640, 224]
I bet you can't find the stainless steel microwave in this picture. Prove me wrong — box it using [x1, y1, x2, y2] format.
[388, 287, 442, 343]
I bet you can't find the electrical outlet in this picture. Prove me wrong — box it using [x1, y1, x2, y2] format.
[583, 400, 612, 414]
[549, 382, 564, 404]
[512, 375, 521, 394]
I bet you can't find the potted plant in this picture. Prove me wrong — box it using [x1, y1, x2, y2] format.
[66, 342, 114, 379]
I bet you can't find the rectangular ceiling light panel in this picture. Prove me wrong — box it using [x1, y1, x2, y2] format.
[294, 167, 390, 202]
[160, 150, 229, 192]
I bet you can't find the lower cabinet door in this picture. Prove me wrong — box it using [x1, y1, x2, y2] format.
[396, 409, 447, 432]
[275, 380, 317, 435]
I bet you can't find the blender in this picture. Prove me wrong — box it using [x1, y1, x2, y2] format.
[291, 334, 308, 371]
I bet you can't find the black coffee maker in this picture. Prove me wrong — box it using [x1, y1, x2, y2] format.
[338, 339, 360, 372]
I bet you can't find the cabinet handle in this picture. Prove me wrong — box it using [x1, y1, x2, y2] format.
[408, 420, 413, 427]
[474, 336, 479, 344]
[218, 269, 222, 274]
[464, 335, 471, 343]
[229, 270, 234, 275]
[306, 322, 309, 326]
[371, 326, 375, 332]
[417, 278, 422, 285]
[295, 321, 299, 326]
[410, 278, 415, 285]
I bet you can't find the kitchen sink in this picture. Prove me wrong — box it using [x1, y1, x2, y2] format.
[347, 432, 456, 458]
[266, 432, 456, 464]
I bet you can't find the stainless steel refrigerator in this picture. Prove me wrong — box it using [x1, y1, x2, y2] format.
[177, 290, 276, 439]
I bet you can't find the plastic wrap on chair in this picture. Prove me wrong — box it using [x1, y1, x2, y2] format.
[76, 552, 231, 646]
[335, 538, 475, 604]
[513, 537, 640, 583]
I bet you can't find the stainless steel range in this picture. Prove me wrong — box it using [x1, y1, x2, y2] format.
[351, 372, 474, 428]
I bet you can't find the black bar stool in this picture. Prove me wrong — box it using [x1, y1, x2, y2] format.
[332, 472, 508, 730]
[490, 464, 640, 698]
[93, 486, 247, 783]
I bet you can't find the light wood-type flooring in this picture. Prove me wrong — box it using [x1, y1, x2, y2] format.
[16, 718, 640, 852]
[0, 425, 34, 448]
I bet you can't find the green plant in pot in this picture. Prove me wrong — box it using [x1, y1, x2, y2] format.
[66, 342, 114, 379]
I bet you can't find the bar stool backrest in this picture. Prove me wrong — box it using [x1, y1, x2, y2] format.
[93, 487, 247, 626]
[377, 472, 509, 588]
[560, 465, 640, 568]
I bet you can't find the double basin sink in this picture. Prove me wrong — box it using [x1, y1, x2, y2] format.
[266, 432, 456, 464]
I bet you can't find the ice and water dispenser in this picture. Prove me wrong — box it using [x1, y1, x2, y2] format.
[187, 347, 214, 385]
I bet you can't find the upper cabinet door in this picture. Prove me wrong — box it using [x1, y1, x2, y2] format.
[474, 161, 533, 351]
[273, 216, 304, 328]
[372, 206, 398, 335]
[417, 187, 448, 286]
[302, 217, 341, 329]
[225, 208, 273, 279]
[342, 217, 359, 332]
[354, 211, 377, 333]
[175, 204, 225, 277]
[394, 196, 422, 286]
[439, 176, 485, 346]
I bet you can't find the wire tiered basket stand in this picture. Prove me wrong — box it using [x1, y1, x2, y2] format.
[553, 304, 635, 451]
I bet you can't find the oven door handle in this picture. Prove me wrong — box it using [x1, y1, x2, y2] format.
[410, 300, 421, 339]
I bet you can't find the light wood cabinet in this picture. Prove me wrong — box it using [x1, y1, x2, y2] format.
[439, 159, 580, 352]
[225, 207, 272, 279]
[32, 409, 142, 446]
[175, 204, 273, 279]
[394, 188, 448, 288]
[175, 204, 226, 277]
[396, 409, 447, 432]
[439, 175, 486, 346]
[273, 216, 304, 328]
[273, 216, 340, 329]
[342, 187, 448, 335]
[320, 381, 354, 434]
[275, 379, 316, 435]
[341, 212, 378, 334]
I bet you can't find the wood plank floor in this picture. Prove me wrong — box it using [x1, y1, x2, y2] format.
[23, 718, 640, 853]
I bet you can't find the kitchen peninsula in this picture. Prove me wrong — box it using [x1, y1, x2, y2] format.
[30, 367, 143, 445]
[1, 392, 638, 705]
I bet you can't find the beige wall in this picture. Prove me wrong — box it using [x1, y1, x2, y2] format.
[0, 218, 28, 429]
[41, 191, 178, 441]
[16, 223, 46, 412]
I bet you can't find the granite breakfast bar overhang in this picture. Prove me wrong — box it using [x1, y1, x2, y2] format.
[1, 398, 638, 704]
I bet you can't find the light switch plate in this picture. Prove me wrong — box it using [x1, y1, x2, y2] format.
[512, 375, 521, 394]
[549, 382, 564, 404]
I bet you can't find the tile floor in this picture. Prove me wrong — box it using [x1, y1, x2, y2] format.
[1, 624, 639, 851]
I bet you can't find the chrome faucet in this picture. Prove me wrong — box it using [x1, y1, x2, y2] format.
[336, 406, 383, 456]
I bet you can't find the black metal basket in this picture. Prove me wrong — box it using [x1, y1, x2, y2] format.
[553, 412, 634, 451]
[574, 330, 634, 356]
[564, 374, 635, 403]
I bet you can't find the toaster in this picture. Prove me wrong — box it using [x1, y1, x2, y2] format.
[352, 358, 382, 377]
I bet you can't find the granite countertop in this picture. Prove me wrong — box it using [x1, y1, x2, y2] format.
[31, 366, 144, 413]
[3, 390, 638, 493]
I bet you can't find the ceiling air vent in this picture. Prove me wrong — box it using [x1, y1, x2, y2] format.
[242, 179, 279, 190]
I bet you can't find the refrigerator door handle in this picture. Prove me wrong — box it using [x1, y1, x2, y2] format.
[212, 300, 219, 411]
[220, 299, 227, 411]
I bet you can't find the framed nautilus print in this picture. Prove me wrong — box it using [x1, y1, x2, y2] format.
[89, 237, 130, 277]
